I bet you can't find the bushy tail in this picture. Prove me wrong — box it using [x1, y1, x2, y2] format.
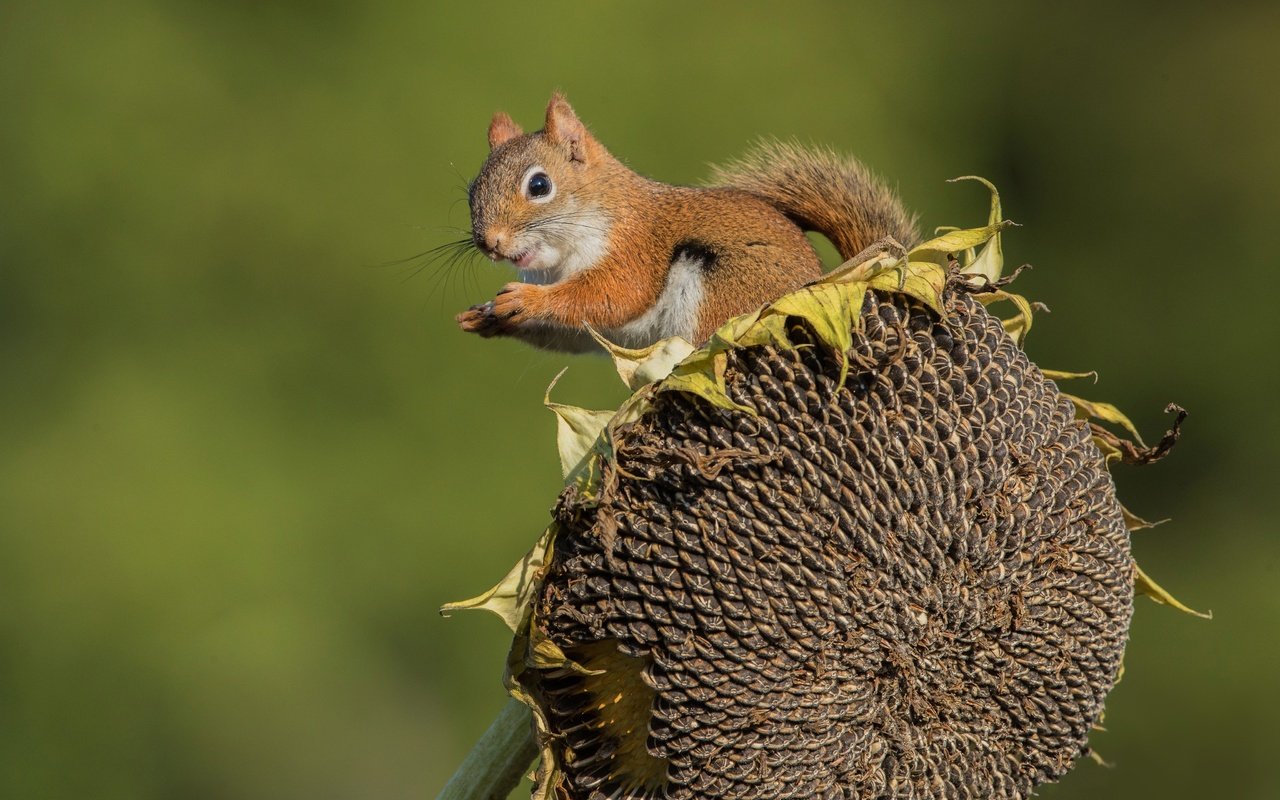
[710, 140, 919, 260]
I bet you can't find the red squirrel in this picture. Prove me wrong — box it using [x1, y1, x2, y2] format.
[456, 93, 918, 353]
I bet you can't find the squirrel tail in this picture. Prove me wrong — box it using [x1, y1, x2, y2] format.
[710, 140, 919, 260]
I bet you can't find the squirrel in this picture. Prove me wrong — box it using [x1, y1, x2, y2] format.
[456, 93, 918, 353]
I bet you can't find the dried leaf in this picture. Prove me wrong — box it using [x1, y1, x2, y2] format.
[867, 261, 947, 315]
[589, 328, 695, 391]
[503, 637, 560, 800]
[659, 351, 755, 414]
[528, 625, 603, 674]
[1134, 562, 1211, 619]
[1067, 394, 1147, 447]
[1121, 503, 1169, 532]
[824, 243, 908, 283]
[981, 289, 1035, 346]
[1092, 433, 1123, 465]
[542, 370, 615, 502]
[441, 526, 555, 632]
[1089, 404, 1186, 465]
[910, 220, 1012, 267]
[769, 282, 869, 386]
[949, 176, 1006, 283]
[712, 309, 792, 351]
[1042, 369, 1099, 383]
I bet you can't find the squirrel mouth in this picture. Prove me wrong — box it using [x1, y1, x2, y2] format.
[510, 248, 539, 269]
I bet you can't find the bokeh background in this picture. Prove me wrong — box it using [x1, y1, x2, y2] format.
[3, 2, 1277, 798]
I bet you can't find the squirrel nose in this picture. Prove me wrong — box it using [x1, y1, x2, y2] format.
[482, 231, 505, 254]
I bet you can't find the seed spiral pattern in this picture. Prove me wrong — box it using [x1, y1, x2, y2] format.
[533, 287, 1132, 800]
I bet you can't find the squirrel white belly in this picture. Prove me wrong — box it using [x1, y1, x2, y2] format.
[456, 93, 918, 352]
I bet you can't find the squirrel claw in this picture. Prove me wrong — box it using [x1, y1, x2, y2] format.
[490, 282, 539, 323]
[458, 283, 541, 338]
[456, 301, 503, 337]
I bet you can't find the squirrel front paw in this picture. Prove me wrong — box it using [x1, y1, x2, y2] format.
[456, 301, 502, 337]
[456, 283, 546, 337]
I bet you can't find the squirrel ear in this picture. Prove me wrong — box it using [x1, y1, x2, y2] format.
[544, 92, 592, 164]
[488, 112, 523, 150]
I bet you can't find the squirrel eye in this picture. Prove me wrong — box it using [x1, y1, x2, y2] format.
[526, 171, 553, 200]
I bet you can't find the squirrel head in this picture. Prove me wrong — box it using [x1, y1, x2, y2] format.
[468, 93, 618, 283]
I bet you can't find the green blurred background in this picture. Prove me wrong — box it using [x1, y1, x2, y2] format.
[2, 2, 1277, 798]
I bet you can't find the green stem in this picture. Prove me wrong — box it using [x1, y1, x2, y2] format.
[437, 698, 538, 800]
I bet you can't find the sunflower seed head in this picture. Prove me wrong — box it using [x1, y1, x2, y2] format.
[533, 288, 1131, 800]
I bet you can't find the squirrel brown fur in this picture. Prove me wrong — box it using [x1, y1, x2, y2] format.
[457, 93, 918, 352]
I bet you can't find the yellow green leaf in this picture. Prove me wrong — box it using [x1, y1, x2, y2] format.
[608, 386, 657, 429]
[502, 637, 560, 800]
[543, 370, 615, 481]
[1064, 393, 1148, 447]
[910, 220, 1011, 263]
[770, 282, 869, 385]
[706, 304, 767, 341]
[770, 282, 864, 352]
[949, 176, 1006, 283]
[1121, 503, 1168, 532]
[1002, 316, 1028, 344]
[981, 289, 1034, 345]
[659, 351, 755, 414]
[1134, 562, 1211, 619]
[705, 305, 791, 352]
[823, 243, 907, 283]
[528, 626, 603, 675]
[1092, 434, 1123, 465]
[965, 237, 1003, 284]
[588, 328, 695, 391]
[440, 526, 555, 632]
[725, 312, 792, 350]
[867, 261, 947, 315]
[949, 175, 1004, 229]
[1042, 369, 1099, 383]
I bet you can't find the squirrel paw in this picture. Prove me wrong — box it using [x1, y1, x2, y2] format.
[456, 301, 503, 337]
[490, 282, 542, 325]
[457, 283, 545, 337]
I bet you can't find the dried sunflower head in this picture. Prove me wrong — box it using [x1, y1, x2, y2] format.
[443, 180, 1200, 800]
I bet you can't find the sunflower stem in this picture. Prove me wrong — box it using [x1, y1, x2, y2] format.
[437, 697, 538, 800]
